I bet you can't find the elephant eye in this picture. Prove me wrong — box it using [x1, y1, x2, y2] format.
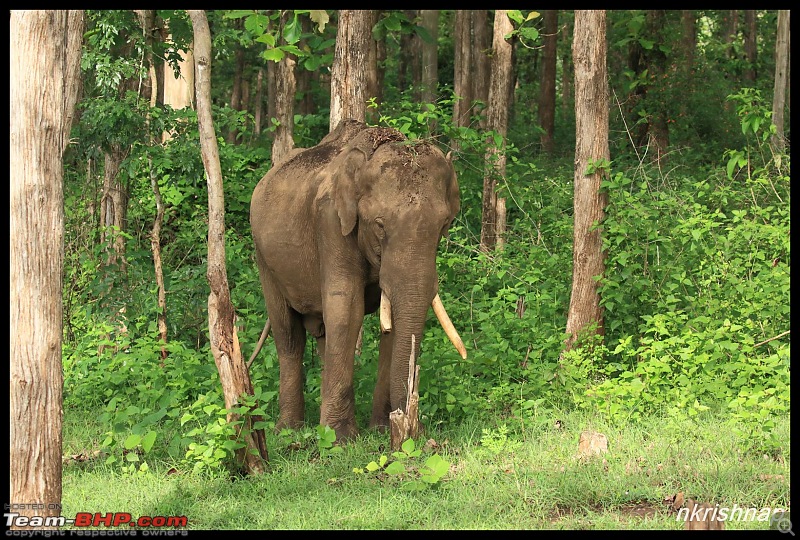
[374, 217, 386, 239]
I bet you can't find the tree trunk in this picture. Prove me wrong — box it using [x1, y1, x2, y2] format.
[10, 9, 84, 528]
[100, 144, 128, 270]
[227, 46, 245, 144]
[560, 12, 573, 116]
[743, 10, 757, 83]
[539, 10, 558, 153]
[330, 10, 374, 129]
[254, 66, 264, 136]
[453, 10, 474, 130]
[565, 9, 608, 351]
[480, 10, 513, 253]
[472, 10, 491, 129]
[188, 9, 268, 474]
[366, 10, 382, 123]
[771, 10, 789, 155]
[272, 12, 297, 166]
[162, 29, 194, 142]
[420, 10, 439, 107]
[137, 9, 169, 359]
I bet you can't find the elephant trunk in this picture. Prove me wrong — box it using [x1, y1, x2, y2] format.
[380, 291, 466, 359]
[386, 291, 429, 413]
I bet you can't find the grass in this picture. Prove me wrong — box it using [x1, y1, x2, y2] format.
[62, 407, 790, 530]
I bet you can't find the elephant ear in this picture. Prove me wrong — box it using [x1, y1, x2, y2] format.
[444, 150, 461, 224]
[331, 146, 368, 236]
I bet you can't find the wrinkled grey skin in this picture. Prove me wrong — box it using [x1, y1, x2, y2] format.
[250, 119, 460, 441]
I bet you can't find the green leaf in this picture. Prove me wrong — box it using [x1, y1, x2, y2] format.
[366, 461, 381, 472]
[262, 48, 284, 62]
[256, 32, 276, 47]
[123, 434, 142, 450]
[283, 15, 301, 44]
[385, 461, 405, 475]
[141, 431, 157, 453]
[125, 452, 140, 463]
[401, 438, 416, 455]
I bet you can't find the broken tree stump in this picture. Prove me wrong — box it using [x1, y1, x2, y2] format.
[390, 334, 420, 451]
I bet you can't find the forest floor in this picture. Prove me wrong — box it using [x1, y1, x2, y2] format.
[61, 407, 790, 530]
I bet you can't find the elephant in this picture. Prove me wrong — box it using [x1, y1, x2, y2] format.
[249, 118, 467, 441]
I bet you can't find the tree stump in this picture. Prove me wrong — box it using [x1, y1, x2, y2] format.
[390, 334, 420, 451]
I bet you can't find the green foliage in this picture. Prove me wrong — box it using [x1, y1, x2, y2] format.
[479, 424, 522, 457]
[354, 438, 450, 491]
[316, 425, 343, 458]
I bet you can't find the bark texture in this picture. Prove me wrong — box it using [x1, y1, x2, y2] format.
[480, 10, 513, 253]
[10, 9, 84, 527]
[565, 10, 609, 351]
[771, 10, 789, 154]
[188, 10, 268, 474]
[539, 10, 558, 153]
[330, 10, 374, 129]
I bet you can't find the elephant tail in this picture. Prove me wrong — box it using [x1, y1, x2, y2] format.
[247, 318, 272, 369]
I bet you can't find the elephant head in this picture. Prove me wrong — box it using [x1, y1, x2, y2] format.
[322, 124, 467, 422]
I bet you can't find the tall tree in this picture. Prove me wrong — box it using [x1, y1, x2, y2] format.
[742, 10, 758, 83]
[10, 9, 84, 527]
[560, 12, 574, 116]
[453, 10, 474, 130]
[480, 10, 514, 253]
[187, 9, 268, 474]
[771, 9, 789, 154]
[472, 10, 491, 129]
[330, 10, 374, 129]
[272, 11, 298, 165]
[420, 10, 440, 107]
[565, 9, 609, 351]
[539, 10, 558, 153]
[136, 9, 169, 359]
[226, 42, 246, 144]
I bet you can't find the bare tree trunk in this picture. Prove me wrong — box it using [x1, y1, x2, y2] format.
[480, 10, 513, 253]
[420, 10, 439, 107]
[330, 10, 374, 129]
[539, 10, 558, 153]
[162, 28, 194, 143]
[472, 10, 491, 129]
[188, 9, 268, 474]
[227, 46, 245, 144]
[137, 9, 169, 359]
[771, 10, 789, 155]
[366, 10, 382, 123]
[565, 9, 608, 351]
[100, 144, 128, 270]
[254, 66, 264, 136]
[453, 10, 474, 130]
[272, 13, 297, 166]
[743, 10, 757, 83]
[560, 13, 573, 116]
[10, 9, 84, 528]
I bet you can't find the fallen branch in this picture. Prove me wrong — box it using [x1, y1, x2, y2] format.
[754, 330, 790, 348]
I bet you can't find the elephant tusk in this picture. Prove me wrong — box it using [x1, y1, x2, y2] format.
[432, 293, 467, 359]
[380, 291, 392, 333]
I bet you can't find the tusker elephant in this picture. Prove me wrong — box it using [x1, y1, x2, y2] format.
[249, 118, 467, 441]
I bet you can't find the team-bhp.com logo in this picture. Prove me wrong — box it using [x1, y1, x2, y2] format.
[5, 512, 188, 530]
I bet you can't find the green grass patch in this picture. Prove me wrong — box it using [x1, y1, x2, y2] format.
[62, 407, 790, 530]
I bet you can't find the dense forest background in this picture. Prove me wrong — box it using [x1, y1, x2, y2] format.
[56, 9, 788, 477]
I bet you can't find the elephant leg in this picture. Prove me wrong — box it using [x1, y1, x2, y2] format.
[261, 288, 306, 431]
[369, 330, 394, 431]
[320, 288, 364, 442]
